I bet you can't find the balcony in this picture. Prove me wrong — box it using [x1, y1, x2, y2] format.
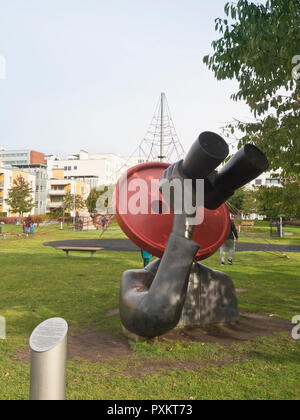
[50, 179, 71, 186]
[48, 202, 64, 209]
[49, 189, 67, 196]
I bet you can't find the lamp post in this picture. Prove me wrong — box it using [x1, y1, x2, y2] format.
[71, 178, 76, 231]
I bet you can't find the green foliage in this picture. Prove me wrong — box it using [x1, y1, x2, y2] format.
[5, 175, 34, 216]
[63, 192, 86, 212]
[95, 184, 115, 214]
[242, 190, 258, 215]
[229, 188, 245, 211]
[86, 187, 107, 215]
[255, 180, 300, 218]
[204, 0, 300, 178]
[228, 188, 258, 215]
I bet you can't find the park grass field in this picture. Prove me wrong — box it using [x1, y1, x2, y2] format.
[2, 219, 300, 245]
[0, 224, 299, 400]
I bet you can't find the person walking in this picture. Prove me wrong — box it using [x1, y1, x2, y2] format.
[141, 249, 152, 267]
[220, 216, 239, 265]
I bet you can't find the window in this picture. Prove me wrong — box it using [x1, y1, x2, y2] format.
[74, 166, 77, 170]
[266, 179, 280, 185]
[64, 167, 68, 171]
[68, 167, 71, 171]
[255, 179, 262, 186]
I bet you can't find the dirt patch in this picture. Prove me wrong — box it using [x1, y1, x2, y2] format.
[162, 312, 291, 346]
[17, 312, 291, 367]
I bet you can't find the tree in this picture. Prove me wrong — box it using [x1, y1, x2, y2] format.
[254, 186, 283, 219]
[6, 175, 34, 216]
[86, 188, 106, 215]
[228, 188, 245, 212]
[241, 190, 259, 215]
[228, 187, 258, 215]
[62, 192, 86, 212]
[203, 0, 300, 179]
[254, 181, 300, 219]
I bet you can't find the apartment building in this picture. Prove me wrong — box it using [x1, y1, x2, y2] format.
[0, 149, 45, 167]
[0, 149, 48, 215]
[46, 151, 145, 188]
[0, 167, 36, 216]
[48, 168, 90, 215]
[248, 171, 283, 189]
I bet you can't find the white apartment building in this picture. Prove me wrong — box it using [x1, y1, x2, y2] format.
[247, 171, 282, 190]
[46, 151, 145, 188]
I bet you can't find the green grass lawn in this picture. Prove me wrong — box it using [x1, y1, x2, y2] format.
[0, 225, 299, 400]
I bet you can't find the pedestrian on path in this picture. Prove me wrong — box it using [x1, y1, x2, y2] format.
[220, 215, 239, 265]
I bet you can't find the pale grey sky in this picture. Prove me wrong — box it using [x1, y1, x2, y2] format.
[0, 0, 252, 157]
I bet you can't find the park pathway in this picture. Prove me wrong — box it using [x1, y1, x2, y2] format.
[44, 238, 300, 254]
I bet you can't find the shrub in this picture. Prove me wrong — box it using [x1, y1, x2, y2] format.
[284, 220, 300, 227]
[0, 217, 22, 225]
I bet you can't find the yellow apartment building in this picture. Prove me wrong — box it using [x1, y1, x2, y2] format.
[0, 167, 36, 216]
[48, 169, 90, 214]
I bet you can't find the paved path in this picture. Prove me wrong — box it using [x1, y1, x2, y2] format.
[44, 238, 300, 253]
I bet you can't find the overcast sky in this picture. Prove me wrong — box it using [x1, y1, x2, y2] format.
[0, 0, 253, 158]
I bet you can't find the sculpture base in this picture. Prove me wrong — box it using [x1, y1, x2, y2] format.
[122, 263, 239, 341]
[178, 263, 239, 328]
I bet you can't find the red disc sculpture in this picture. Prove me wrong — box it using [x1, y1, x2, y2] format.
[115, 161, 231, 261]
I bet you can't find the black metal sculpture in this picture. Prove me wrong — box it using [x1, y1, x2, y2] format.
[118, 132, 269, 339]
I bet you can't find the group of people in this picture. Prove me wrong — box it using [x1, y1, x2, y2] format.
[23, 216, 35, 234]
[141, 215, 239, 268]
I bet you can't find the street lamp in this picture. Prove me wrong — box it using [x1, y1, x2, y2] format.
[70, 177, 76, 231]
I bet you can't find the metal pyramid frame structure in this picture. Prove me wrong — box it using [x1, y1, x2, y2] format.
[113, 93, 185, 180]
[137, 92, 185, 163]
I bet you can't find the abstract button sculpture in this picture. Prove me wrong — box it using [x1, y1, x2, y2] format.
[116, 132, 269, 339]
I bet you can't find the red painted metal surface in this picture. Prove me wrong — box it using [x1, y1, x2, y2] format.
[115, 162, 230, 261]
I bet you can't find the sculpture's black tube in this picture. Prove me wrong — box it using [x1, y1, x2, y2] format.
[214, 144, 269, 192]
[119, 233, 200, 338]
[204, 144, 269, 210]
[182, 132, 229, 180]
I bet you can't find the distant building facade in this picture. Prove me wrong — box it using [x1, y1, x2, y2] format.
[1, 147, 145, 216]
[0, 149, 48, 215]
[0, 167, 36, 216]
[48, 168, 90, 216]
[46, 150, 144, 188]
[0, 149, 45, 167]
[247, 171, 283, 190]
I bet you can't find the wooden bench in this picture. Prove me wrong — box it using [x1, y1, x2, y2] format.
[241, 221, 254, 227]
[55, 246, 104, 258]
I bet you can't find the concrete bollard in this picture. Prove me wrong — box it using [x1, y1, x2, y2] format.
[29, 318, 68, 400]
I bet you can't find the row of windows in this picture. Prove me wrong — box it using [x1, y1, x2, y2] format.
[64, 166, 78, 171]
[4, 160, 28, 165]
[255, 179, 281, 186]
[1, 153, 28, 158]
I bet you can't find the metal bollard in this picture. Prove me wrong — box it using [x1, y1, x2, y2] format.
[29, 318, 68, 400]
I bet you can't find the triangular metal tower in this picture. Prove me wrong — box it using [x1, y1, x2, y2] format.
[137, 93, 185, 163]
